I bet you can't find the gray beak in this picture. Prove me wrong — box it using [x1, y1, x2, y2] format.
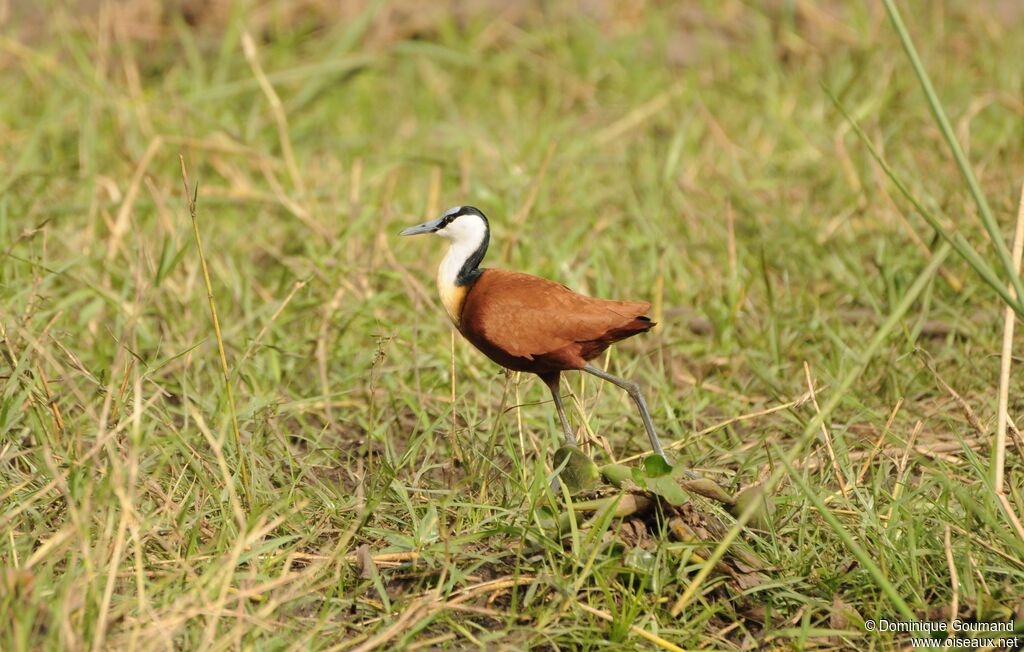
[399, 218, 442, 236]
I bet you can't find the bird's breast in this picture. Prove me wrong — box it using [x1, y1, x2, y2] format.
[437, 278, 469, 325]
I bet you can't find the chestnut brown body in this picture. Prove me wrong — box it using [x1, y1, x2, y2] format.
[457, 269, 654, 378]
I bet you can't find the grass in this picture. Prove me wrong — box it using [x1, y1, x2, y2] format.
[3, 1, 1024, 649]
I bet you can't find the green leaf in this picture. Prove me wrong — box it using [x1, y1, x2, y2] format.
[636, 456, 689, 506]
[642, 454, 673, 477]
[553, 446, 600, 494]
[599, 463, 634, 488]
[643, 474, 689, 506]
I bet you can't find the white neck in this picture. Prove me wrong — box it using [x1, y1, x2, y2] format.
[436, 240, 478, 324]
[437, 239, 479, 290]
[434, 215, 488, 324]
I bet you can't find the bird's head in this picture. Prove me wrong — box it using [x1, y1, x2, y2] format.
[399, 205, 489, 247]
[400, 206, 491, 313]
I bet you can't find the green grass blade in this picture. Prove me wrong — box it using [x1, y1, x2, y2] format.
[883, 0, 1024, 304]
[828, 91, 1024, 317]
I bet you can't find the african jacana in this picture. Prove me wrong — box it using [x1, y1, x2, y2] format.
[400, 205, 669, 460]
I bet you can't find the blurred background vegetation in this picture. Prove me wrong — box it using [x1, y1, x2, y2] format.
[2, 1, 1024, 649]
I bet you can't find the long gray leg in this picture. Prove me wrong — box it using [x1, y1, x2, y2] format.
[542, 373, 576, 446]
[583, 364, 669, 461]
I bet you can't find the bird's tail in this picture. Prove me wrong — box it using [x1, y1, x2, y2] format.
[606, 315, 655, 341]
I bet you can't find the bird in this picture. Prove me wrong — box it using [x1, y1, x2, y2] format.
[400, 205, 669, 461]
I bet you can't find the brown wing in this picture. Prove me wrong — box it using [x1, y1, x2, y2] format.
[460, 269, 651, 359]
